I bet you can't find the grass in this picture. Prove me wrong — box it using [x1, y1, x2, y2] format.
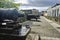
[45, 16, 60, 25]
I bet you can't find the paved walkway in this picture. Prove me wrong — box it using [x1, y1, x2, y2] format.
[43, 16, 60, 33]
[30, 16, 60, 40]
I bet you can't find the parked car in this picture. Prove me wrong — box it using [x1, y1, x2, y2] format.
[27, 14, 40, 20]
[21, 9, 40, 20]
[0, 8, 32, 40]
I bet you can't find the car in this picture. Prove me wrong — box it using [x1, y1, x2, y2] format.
[0, 8, 32, 40]
[27, 14, 40, 20]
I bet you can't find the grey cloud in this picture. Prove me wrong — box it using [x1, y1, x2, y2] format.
[22, 0, 60, 7]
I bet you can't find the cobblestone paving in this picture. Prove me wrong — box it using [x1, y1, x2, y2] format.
[30, 16, 60, 40]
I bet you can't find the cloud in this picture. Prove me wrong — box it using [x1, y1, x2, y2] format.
[15, 0, 60, 11]
[21, 0, 60, 7]
[14, 0, 60, 7]
[14, 0, 29, 4]
[19, 6, 49, 12]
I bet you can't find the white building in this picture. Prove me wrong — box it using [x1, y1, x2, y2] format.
[47, 4, 60, 17]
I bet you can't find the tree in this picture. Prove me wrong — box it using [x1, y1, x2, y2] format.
[0, 0, 20, 8]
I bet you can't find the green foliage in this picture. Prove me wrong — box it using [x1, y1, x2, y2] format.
[0, 0, 20, 8]
[0, 0, 8, 2]
[45, 16, 60, 24]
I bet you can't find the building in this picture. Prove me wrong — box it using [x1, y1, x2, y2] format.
[47, 4, 60, 17]
[32, 9, 39, 15]
[21, 10, 32, 14]
[41, 11, 47, 16]
[21, 9, 39, 15]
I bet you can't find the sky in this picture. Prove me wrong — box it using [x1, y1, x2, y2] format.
[14, 0, 60, 12]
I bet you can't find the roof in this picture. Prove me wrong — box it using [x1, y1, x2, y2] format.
[52, 4, 60, 8]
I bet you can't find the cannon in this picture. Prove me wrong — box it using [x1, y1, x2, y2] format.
[0, 8, 32, 40]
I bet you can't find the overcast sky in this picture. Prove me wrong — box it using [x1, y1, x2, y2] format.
[14, 0, 60, 12]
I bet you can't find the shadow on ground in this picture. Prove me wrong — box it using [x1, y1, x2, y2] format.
[32, 25, 40, 26]
[30, 19, 41, 22]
